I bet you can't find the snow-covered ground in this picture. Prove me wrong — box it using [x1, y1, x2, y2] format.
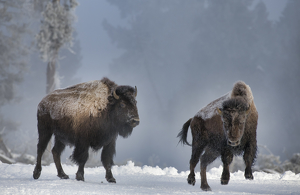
[1, 161, 299, 195]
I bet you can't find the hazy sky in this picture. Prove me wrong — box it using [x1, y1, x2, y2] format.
[74, 0, 287, 83]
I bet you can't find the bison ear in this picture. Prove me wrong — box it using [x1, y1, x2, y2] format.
[134, 86, 137, 97]
[113, 88, 120, 99]
[217, 107, 223, 116]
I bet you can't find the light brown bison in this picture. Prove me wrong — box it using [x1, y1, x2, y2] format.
[33, 77, 140, 183]
[178, 81, 258, 191]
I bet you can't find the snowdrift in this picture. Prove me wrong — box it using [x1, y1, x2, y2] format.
[0, 161, 299, 194]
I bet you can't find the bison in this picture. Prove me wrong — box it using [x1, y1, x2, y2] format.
[33, 77, 140, 183]
[177, 81, 258, 191]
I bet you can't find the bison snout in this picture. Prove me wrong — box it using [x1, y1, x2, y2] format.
[130, 118, 140, 127]
[227, 139, 240, 147]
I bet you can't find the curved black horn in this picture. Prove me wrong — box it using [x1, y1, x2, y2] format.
[113, 88, 119, 99]
[134, 86, 137, 97]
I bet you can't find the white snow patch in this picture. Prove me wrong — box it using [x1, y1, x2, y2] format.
[280, 171, 300, 180]
[1, 161, 300, 194]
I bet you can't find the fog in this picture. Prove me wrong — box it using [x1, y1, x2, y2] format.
[2, 0, 299, 172]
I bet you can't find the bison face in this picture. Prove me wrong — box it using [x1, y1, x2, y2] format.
[110, 85, 140, 138]
[217, 98, 250, 147]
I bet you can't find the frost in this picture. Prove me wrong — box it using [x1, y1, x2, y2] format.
[36, 0, 78, 62]
[195, 82, 254, 120]
[38, 80, 109, 122]
[195, 92, 231, 119]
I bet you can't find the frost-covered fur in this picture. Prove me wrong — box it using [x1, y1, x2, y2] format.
[38, 80, 110, 129]
[196, 81, 254, 120]
[196, 92, 231, 119]
[178, 81, 258, 191]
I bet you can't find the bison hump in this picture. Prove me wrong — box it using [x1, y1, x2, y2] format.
[195, 81, 254, 120]
[230, 81, 254, 107]
[195, 92, 231, 120]
[38, 80, 110, 120]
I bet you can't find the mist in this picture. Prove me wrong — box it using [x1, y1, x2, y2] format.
[1, 0, 299, 172]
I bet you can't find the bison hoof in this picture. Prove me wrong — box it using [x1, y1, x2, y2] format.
[187, 176, 196, 186]
[201, 184, 212, 191]
[221, 179, 229, 185]
[107, 177, 116, 183]
[33, 167, 41, 180]
[245, 173, 254, 180]
[58, 172, 69, 179]
[76, 172, 85, 181]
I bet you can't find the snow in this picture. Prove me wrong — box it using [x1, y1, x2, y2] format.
[1, 161, 300, 195]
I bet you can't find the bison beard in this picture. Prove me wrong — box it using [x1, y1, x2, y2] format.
[178, 81, 258, 191]
[33, 77, 139, 183]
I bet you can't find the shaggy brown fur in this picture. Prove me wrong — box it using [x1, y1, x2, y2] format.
[178, 81, 258, 191]
[33, 77, 140, 183]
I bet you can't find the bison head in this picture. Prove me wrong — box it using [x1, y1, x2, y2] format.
[217, 98, 250, 147]
[109, 85, 139, 138]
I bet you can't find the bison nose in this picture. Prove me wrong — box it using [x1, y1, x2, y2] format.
[227, 139, 240, 147]
[130, 118, 140, 127]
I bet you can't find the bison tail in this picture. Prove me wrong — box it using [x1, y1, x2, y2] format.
[177, 118, 192, 146]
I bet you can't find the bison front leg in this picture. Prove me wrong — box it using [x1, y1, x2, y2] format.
[243, 143, 256, 180]
[72, 143, 89, 181]
[101, 140, 116, 183]
[221, 151, 233, 185]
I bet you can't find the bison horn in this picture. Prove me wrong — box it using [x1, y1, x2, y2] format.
[134, 86, 137, 97]
[217, 107, 223, 115]
[113, 89, 119, 99]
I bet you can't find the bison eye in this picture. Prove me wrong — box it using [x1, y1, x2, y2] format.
[120, 102, 126, 108]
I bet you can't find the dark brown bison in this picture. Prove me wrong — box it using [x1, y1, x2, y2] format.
[33, 77, 140, 183]
[178, 81, 258, 191]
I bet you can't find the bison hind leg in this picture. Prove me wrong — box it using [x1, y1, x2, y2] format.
[200, 149, 219, 191]
[33, 127, 53, 180]
[33, 167, 41, 179]
[52, 138, 69, 179]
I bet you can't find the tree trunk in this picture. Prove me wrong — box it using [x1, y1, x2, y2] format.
[46, 60, 56, 94]
[0, 135, 13, 159]
[43, 49, 59, 164]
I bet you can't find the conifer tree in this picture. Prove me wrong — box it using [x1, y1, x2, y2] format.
[36, 0, 78, 94]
